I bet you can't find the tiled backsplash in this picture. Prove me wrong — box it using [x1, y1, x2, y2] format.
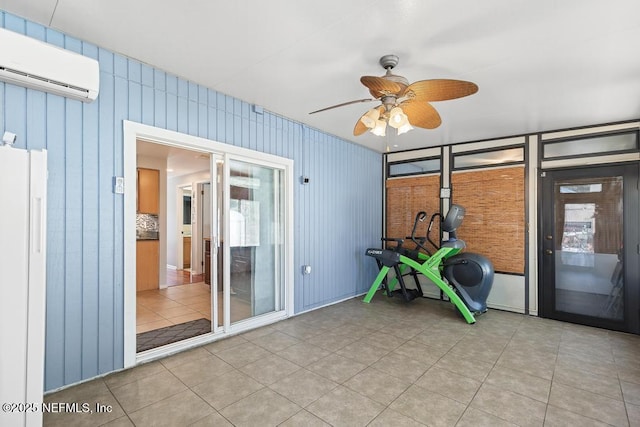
[137, 213, 159, 240]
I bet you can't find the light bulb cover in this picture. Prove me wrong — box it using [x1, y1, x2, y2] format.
[371, 119, 386, 136]
[397, 122, 413, 135]
[389, 107, 404, 125]
[360, 108, 380, 129]
[388, 107, 410, 129]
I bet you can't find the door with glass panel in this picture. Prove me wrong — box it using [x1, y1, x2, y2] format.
[224, 158, 286, 325]
[540, 164, 640, 333]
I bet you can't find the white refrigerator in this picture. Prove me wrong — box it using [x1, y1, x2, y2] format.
[0, 145, 47, 427]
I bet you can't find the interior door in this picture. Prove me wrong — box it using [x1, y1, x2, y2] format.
[539, 164, 640, 333]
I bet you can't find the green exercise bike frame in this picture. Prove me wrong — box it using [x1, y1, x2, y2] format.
[363, 243, 477, 325]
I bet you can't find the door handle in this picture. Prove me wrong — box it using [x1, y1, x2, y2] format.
[545, 249, 553, 255]
[545, 235, 553, 240]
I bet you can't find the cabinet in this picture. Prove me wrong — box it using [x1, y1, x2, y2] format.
[136, 240, 159, 291]
[0, 147, 47, 427]
[183, 236, 191, 268]
[137, 168, 159, 214]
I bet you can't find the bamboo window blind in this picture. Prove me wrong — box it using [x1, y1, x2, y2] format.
[451, 166, 525, 274]
[385, 175, 440, 250]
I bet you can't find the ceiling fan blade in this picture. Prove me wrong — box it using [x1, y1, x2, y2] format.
[402, 79, 478, 102]
[353, 118, 369, 136]
[400, 100, 442, 129]
[360, 76, 403, 98]
[353, 105, 384, 136]
[309, 98, 376, 114]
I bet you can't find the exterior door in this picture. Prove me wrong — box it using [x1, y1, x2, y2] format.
[540, 164, 640, 333]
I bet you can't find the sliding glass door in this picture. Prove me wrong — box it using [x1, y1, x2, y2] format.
[125, 121, 293, 366]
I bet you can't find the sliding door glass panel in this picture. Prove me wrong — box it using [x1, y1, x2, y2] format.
[229, 160, 285, 323]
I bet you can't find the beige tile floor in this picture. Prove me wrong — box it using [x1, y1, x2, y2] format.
[45, 295, 640, 426]
[137, 283, 252, 335]
[137, 283, 213, 334]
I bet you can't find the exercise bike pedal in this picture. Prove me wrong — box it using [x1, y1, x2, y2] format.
[390, 288, 421, 302]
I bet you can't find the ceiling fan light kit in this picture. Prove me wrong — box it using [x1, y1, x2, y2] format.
[371, 118, 387, 137]
[310, 54, 478, 138]
[388, 107, 411, 130]
[360, 108, 380, 128]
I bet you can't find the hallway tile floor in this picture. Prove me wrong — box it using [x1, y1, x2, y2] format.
[137, 282, 251, 336]
[137, 282, 212, 334]
[44, 295, 640, 426]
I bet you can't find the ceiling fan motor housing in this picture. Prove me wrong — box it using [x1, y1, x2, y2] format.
[380, 95, 397, 114]
[379, 54, 399, 70]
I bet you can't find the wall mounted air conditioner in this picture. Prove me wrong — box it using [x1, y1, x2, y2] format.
[0, 27, 99, 102]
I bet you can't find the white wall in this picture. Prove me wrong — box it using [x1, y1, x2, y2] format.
[167, 170, 210, 272]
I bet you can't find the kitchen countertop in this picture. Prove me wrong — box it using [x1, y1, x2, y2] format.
[137, 230, 159, 240]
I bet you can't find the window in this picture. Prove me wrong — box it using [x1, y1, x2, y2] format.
[388, 157, 440, 177]
[385, 175, 441, 247]
[452, 166, 525, 274]
[454, 147, 524, 170]
[544, 132, 638, 159]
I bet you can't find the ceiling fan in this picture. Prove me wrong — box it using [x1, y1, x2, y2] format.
[309, 54, 478, 137]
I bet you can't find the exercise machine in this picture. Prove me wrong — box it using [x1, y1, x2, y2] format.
[368, 211, 430, 302]
[364, 204, 494, 323]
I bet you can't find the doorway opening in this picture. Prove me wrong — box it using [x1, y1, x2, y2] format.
[135, 141, 212, 352]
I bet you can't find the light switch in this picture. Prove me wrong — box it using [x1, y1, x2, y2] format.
[114, 176, 125, 194]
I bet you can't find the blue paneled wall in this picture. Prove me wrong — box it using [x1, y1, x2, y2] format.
[0, 12, 382, 391]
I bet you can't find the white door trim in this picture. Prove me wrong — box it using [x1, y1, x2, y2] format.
[123, 120, 294, 368]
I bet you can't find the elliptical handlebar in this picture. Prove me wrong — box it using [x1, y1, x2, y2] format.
[411, 211, 427, 238]
[409, 211, 432, 255]
[381, 237, 404, 248]
[427, 213, 443, 251]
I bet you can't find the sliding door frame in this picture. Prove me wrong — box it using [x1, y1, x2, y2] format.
[123, 121, 294, 368]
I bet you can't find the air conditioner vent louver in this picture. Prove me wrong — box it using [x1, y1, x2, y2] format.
[0, 27, 99, 102]
[0, 66, 91, 95]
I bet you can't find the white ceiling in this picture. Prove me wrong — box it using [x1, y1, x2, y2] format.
[137, 140, 210, 178]
[2, 0, 640, 153]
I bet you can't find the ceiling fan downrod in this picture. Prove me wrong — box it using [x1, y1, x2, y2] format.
[379, 54, 410, 88]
